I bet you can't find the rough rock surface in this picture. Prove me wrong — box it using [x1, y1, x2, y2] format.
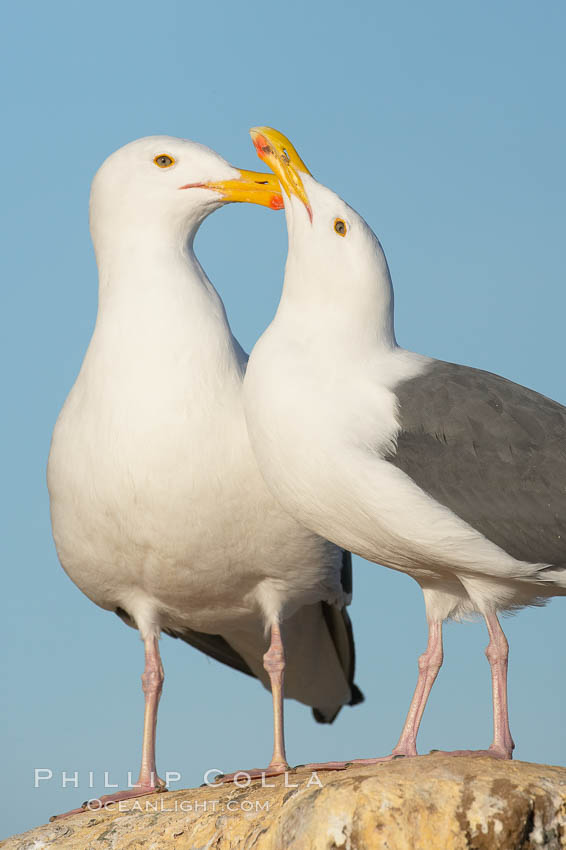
[2, 755, 566, 849]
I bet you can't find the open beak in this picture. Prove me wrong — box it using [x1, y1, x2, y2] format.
[179, 169, 284, 210]
[249, 127, 313, 221]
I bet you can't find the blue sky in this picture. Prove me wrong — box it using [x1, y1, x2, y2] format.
[2, 0, 565, 838]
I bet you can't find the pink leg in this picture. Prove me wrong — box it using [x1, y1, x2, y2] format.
[485, 612, 514, 757]
[264, 622, 289, 771]
[51, 635, 166, 820]
[347, 619, 444, 765]
[217, 623, 290, 783]
[441, 612, 514, 759]
[391, 620, 444, 756]
[304, 620, 444, 772]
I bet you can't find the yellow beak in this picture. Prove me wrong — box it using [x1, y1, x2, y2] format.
[179, 169, 284, 210]
[249, 127, 313, 220]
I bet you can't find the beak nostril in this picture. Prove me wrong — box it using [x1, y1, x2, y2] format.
[281, 148, 290, 164]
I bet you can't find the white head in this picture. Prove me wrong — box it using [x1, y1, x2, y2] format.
[90, 135, 283, 265]
[250, 128, 396, 349]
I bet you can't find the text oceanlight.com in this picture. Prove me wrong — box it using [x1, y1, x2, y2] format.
[86, 798, 270, 814]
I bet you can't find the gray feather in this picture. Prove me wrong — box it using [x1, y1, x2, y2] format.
[117, 552, 364, 725]
[388, 360, 566, 567]
[114, 607, 256, 678]
[313, 550, 364, 723]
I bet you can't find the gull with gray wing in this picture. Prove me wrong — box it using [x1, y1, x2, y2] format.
[242, 127, 566, 765]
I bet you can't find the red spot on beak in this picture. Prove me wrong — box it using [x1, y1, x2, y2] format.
[253, 134, 272, 161]
[270, 194, 284, 210]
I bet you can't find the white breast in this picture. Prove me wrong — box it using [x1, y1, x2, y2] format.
[244, 324, 537, 613]
[48, 262, 343, 640]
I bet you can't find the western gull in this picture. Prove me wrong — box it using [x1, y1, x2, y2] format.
[242, 126, 566, 765]
[47, 135, 362, 817]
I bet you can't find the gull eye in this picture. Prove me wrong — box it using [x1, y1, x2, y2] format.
[153, 154, 175, 168]
[334, 218, 347, 236]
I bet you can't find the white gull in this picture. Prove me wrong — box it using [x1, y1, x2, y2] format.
[47, 136, 362, 815]
[242, 127, 566, 766]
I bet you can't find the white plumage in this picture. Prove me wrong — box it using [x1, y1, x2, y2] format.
[243, 127, 566, 765]
[47, 136, 359, 814]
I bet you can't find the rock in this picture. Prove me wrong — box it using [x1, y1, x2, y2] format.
[2, 755, 566, 849]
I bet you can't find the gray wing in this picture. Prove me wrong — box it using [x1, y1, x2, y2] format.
[388, 360, 566, 566]
[313, 550, 364, 724]
[116, 553, 365, 723]
[114, 607, 255, 678]
[168, 601, 364, 724]
[162, 626, 256, 677]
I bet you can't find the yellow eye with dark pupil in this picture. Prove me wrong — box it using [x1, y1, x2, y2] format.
[154, 154, 174, 168]
[334, 218, 347, 236]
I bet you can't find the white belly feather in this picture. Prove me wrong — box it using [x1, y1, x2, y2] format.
[48, 321, 342, 639]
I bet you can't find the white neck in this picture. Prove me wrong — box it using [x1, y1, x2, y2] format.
[87, 212, 246, 387]
[275, 240, 397, 359]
